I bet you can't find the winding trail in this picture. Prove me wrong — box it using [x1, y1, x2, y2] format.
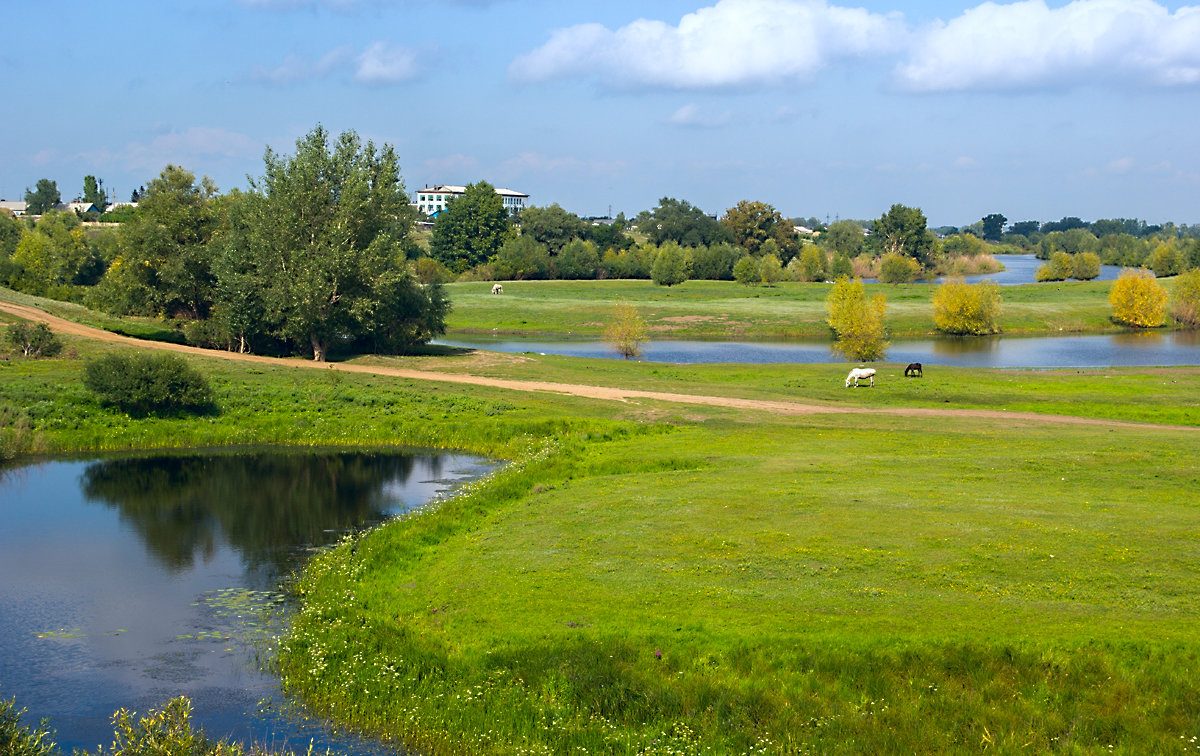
[4, 300, 1196, 433]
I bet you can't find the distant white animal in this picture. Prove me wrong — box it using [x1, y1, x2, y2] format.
[845, 367, 876, 388]
[491, 283, 503, 294]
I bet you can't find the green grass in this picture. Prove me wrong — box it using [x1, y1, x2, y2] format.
[443, 278, 1179, 340]
[4, 302, 1200, 754]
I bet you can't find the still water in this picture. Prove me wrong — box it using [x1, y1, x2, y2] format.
[437, 330, 1200, 368]
[0, 449, 495, 755]
[946, 254, 1124, 285]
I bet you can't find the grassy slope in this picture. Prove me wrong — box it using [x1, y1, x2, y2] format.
[442, 278, 1143, 340]
[4, 301, 1200, 754]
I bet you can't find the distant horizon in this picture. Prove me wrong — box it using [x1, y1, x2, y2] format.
[4, 0, 1198, 230]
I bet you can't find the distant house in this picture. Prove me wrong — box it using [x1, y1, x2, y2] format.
[414, 184, 529, 218]
[0, 201, 26, 217]
[62, 202, 100, 215]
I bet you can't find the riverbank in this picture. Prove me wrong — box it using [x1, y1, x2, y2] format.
[444, 277, 1188, 341]
[3, 297, 1200, 753]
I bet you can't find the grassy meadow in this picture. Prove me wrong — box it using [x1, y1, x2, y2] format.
[3, 288, 1200, 754]
[442, 278, 1145, 340]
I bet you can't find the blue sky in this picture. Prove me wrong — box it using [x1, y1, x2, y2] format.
[3, 0, 1198, 227]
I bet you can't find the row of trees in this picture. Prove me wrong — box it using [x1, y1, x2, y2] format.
[2, 127, 448, 361]
[826, 268, 1200, 361]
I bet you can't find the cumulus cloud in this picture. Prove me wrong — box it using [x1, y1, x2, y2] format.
[509, 0, 907, 89]
[895, 0, 1200, 91]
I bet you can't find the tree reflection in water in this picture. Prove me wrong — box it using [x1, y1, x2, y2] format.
[80, 450, 441, 580]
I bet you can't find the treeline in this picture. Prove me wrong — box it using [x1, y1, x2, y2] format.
[0, 127, 446, 361]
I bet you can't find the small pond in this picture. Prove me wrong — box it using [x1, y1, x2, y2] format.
[0, 449, 496, 755]
[436, 330, 1200, 368]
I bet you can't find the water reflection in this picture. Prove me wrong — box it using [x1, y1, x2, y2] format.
[0, 449, 493, 755]
[81, 452, 433, 578]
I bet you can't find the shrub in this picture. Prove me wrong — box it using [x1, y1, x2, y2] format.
[790, 246, 826, 282]
[932, 277, 1001, 335]
[1072, 251, 1102, 281]
[1147, 242, 1185, 278]
[0, 692, 57, 756]
[1170, 268, 1200, 327]
[758, 253, 783, 285]
[732, 255, 758, 286]
[877, 252, 920, 284]
[650, 242, 689, 286]
[826, 276, 888, 361]
[83, 352, 216, 416]
[6, 322, 63, 358]
[1109, 268, 1168, 328]
[1035, 251, 1073, 282]
[603, 301, 646, 359]
[415, 256, 453, 284]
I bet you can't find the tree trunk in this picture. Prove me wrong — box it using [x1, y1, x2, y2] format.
[311, 334, 326, 362]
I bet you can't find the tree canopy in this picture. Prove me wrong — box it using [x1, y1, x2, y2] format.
[637, 198, 732, 248]
[720, 200, 796, 257]
[871, 204, 935, 267]
[24, 178, 61, 215]
[430, 181, 511, 273]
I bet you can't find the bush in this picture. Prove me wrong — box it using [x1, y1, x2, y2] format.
[758, 254, 783, 285]
[1170, 268, 1200, 327]
[932, 277, 1001, 335]
[877, 252, 920, 284]
[603, 301, 646, 359]
[826, 276, 888, 361]
[1072, 251, 1102, 281]
[83, 352, 216, 416]
[6, 322, 62, 358]
[415, 256, 453, 285]
[790, 246, 826, 282]
[1148, 242, 1185, 278]
[732, 255, 757, 286]
[0, 692, 57, 756]
[1109, 268, 1168, 328]
[650, 242, 689, 286]
[1035, 251, 1073, 282]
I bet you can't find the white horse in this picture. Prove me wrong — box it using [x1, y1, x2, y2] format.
[491, 283, 504, 294]
[845, 367, 876, 388]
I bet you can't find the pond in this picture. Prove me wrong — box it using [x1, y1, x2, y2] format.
[0, 449, 496, 755]
[436, 330, 1200, 368]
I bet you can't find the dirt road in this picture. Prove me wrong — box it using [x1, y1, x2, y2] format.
[3, 300, 1195, 433]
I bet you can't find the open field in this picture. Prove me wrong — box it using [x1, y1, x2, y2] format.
[2, 291, 1200, 754]
[443, 278, 1179, 340]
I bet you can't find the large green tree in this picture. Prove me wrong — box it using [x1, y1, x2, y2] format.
[821, 220, 867, 258]
[871, 204, 935, 267]
[226, 125, 442, 361]
[24, 178, 61, 215]
[980, 213, 1007, 242]
[720, 200, 795, 257]
[430, 181, 511, 274]
[519, 204, 589, 254]
[637, 198, 732, 248]
[91, 165, 218, 318]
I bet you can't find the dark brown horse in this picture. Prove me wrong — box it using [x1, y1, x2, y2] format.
[904, 362, 923, 377]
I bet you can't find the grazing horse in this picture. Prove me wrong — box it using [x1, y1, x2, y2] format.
[904, 362, 923, 378]
[491, 283, 503, 294]
[845, 367, 876, 388]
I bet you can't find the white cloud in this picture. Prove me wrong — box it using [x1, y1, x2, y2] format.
[509, 0, 907, 89]
[355, 42, 420, 84]
[953, 156, 977, 169]
[83, 127, 259, 175]
[668, 103, 733, 127]
[250, 42, 421, 86]
[253, 46, 354, 85]
[895, 0, 1200, 92]
[1107, 156, 1137, 173]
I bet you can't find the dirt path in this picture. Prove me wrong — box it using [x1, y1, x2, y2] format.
[4, 300, 1196, 433]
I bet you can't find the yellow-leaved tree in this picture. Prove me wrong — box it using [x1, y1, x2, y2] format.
[1170, 268, 1200, 327]
[604, 301, 647, 359]
[826, 277, 888, 361]
[932, 277, 1002, 335]
[1109, 268, 1168, 327]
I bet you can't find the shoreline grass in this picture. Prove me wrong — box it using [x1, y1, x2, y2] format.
[3, 302, 1200, 754]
